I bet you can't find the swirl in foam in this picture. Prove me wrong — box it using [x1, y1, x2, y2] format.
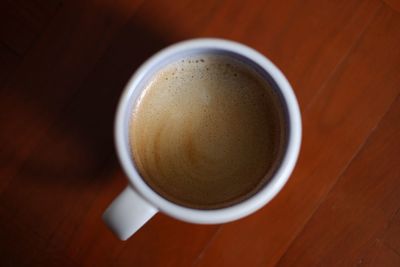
[130, 54, 286, 209]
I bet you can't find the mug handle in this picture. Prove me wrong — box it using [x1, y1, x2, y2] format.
[102, 186, 158, 240]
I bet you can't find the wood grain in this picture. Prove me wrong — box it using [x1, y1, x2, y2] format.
[0, 0, 143, 192]
[355, 239, 400, 267]
[195, 3, 400, 267]
[276, 94, 400, 266]
[383, 210, 400, 254]
[383, 0, 400, 13]
[1, 0, 400, 266]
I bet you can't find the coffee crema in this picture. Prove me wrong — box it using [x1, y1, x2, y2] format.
[129, 54, 286, 209]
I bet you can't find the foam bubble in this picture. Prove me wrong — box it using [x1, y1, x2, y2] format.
[130, 54, 286, 209]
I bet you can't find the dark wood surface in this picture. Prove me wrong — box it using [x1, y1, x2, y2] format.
[1, 0, 400, 266]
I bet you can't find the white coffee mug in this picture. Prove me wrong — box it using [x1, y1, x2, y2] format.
[103, 38, 302, 240]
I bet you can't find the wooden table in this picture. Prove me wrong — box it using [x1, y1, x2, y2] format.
[1, 0, 400, 266]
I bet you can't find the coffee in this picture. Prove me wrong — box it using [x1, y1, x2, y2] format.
[129, 54, 286, 209]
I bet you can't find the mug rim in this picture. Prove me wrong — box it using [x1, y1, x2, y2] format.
[115, 38, 302, 224]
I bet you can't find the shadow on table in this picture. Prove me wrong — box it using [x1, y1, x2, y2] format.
[3, 15, 181, 186]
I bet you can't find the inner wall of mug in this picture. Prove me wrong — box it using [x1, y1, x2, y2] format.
[123, 48, 290, 210]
